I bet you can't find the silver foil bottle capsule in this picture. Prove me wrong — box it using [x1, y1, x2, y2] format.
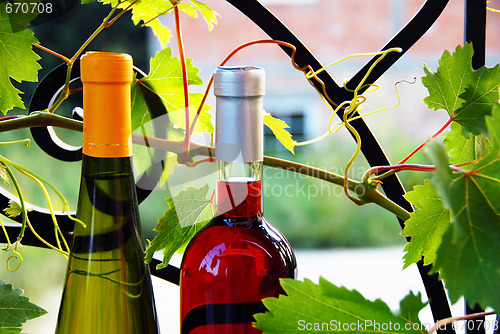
[214, 66, 265, 163]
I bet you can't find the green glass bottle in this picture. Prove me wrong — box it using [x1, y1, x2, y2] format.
[54, 52, 160, 334]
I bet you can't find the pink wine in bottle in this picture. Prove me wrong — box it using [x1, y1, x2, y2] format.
[180, 66, 297, 334]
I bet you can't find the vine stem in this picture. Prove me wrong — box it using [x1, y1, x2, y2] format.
[398, 116, 454, 164]
[338, 48, 402, 205]
[45, 0, 139, 113]
[428, 311, 496, 334]
[0, 220, 23, 272]
[0, 112, 82, 133]
[0, 139, 30, 147]
[34, 44, 70, 64]
[189, 39, 338, 139]
[363, 163, 469, 183]
[172, 2, 192, 164]
[2, 165, 28, 244]
[0, 154, 85, 228]
[263, 156, 411, 221]
[17, 168, 70, 254]
[0, 116, 412, 221]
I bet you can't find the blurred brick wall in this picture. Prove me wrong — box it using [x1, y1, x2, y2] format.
[156, 0, 500, 146]
[172, 0, 500, 68]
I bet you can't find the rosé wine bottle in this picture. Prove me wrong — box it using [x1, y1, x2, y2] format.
[180, 66, 297, 334]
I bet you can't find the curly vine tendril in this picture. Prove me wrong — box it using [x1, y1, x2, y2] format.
[0, 140, 84, 270]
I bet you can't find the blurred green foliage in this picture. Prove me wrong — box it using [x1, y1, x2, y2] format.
[0, 2, 432, 265]
[263, 134, 430, 249]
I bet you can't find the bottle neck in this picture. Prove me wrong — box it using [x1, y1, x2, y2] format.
[216, 161, 263, 218]
[79, 155, 137, 218]
[81, 52, 133, 158]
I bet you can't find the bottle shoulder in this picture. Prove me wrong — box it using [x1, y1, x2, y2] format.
[81, 155, 134, 178]
[194, 215, 283, 243]
[182, 214, 297, 279]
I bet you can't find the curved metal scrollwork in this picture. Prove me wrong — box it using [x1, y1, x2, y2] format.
[227, 0, 456, 331]
[29, 60, 83, 162]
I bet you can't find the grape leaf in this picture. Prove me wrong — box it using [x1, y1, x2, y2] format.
[144, 184, 214, 269]
[138, 47, 213, 134]
[96, 0, 173, 47]
[422, 43, 500, 136]
[254, 278, 423, 333]
[454, 64, 500, 135]
[96, 0, 218, 47]
[131, 79, 183, 180]
[399, 291, 427, 325]
[187, 0, 219, 30]
[444, 122, 492, 168]
[3, 200, 23, 218]
[0, 1, 41, 114]
[428, 107, 500, 311]
[422, 44, 474, 115]
[0, 280, 47, 333]
[401, 179, 451, 269]
[130, 48, 213, 181]
[0, 328, 20, 334]
[3, 0, 38, 33]
[263, 113, 295, 154]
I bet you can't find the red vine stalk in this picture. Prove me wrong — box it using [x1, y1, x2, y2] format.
[34, 44, 70, 64]
[398, 116, 454, 164]
[173, 3, 191, 164]
[428, 311, 496, 334]
[189, 39, 338, 139]
[363, 162, 469, 182]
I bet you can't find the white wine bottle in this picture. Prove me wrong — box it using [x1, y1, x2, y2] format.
[55, 52, 160, 334]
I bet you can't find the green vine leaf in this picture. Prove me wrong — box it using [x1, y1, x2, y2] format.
[422, 43, 500, 136]
[455, 65, 500, 135]
[254, 278, 423, 333]
[137, 47, 213, 134]
[95, 0, 218, 47]
[428, 106, 500, 311]
[183, 0, 219, 31]
[145, 184, 214, 269]
[263, 113, 295, 154]
[131, 78, 184, 179]
[97, 0, 173, 47]
[131, 48, 213, 179]
[0, 280, 47, 333]
[3, 200, 31, 218]
[422, 44, 474, 115]
[401, 179, 451, 269]
[0, 1, 41, 114]
[3, 200, 22, 218]
[398, 291, 427, 325]
[444, 122, 492, 168]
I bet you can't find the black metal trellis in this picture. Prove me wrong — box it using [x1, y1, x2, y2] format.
[226, 1, 455, 332]
[0, 0, 493, 332]
[464, 1, 487, 333]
